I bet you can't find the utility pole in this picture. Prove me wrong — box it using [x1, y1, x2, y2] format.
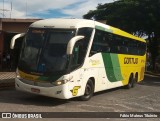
[3, 0, 4, 18]
[26, 0, 27, 18]
[10, 1, 12, 18]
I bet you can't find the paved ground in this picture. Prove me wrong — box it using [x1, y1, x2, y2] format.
[0, 74, 160, 120]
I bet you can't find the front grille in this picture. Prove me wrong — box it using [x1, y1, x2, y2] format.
[19, 78, 54, 87]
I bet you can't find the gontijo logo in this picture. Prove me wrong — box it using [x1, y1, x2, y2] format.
[124, 57, 138, 64]
[89, 59, 100, 66]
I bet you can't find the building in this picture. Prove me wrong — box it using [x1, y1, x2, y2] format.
[0, 18, 40, 71]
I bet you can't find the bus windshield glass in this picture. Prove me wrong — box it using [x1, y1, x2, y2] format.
[18, 28, 75, 75]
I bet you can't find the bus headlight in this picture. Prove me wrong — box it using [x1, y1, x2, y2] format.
[52, 79, 69, 86]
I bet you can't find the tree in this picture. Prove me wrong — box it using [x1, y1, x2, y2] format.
[83, 0, 160, 70]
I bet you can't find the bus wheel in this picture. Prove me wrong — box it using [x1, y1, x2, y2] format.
[135, 73, 138, 83]
[79, 79, 94, 101]
[126, 74, 135, 89]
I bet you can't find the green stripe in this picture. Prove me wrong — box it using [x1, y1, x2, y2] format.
[102, 53, 123, 82]
[95, 25, 113, 33]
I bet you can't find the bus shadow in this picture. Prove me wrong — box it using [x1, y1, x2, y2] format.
[20, 95, 71, 106]
[139, 75, 160, 87]
[93, 86, 126, 97]
[0, 88, 71, 107]
[12, 90, 121, 106]
[0, 87, 124, 107]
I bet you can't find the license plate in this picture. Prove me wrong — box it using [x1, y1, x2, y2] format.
[31, 88, 40, 93]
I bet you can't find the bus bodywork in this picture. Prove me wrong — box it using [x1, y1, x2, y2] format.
[11, 19, 146, 100]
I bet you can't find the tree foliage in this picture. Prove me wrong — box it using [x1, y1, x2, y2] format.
[83, 0, 160, 69]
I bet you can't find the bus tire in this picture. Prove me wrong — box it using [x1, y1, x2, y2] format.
[135, 73, 138, 82]
[79, 79, 94, 101]
[126, 74, 135, 89]
[132, 73, 138, 87]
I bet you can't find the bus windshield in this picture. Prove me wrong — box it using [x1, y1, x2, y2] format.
[18, 28, 75, 75]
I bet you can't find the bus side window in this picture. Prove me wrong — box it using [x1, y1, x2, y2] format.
[90, 31, 99, 56]
[105, 46, 110, 53]
[72, 44, 79, 66]
[72, 42, 82, 66]
[71, 40, 85, 68]
[120, 46, 128, 54]
[90, 44, 100, 55]
[90, 30, 104, 56]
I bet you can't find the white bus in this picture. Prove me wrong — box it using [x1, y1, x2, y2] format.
[11, 19, 146, 101]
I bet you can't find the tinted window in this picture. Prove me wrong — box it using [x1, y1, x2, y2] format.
[70, 27, 93, 69]
[90, 29, 146, 56]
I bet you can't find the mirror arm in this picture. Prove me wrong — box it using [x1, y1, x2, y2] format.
[67, 36, 84, 55]
[10, 33, 25, 49]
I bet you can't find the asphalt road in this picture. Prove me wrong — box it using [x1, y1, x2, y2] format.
[0, 75, 160, 121]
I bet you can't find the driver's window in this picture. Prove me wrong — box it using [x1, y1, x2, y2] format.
[71, 41, 84, 67]
[70, 27, 93, 69]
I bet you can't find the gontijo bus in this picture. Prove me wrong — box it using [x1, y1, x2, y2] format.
[10, 19, 146, 101]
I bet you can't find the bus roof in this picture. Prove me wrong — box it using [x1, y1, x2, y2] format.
[30, 18, 95, 29]
[30, 18, 146, 43]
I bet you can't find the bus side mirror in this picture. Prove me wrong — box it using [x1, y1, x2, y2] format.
[10, 33, 25, 49]
[67, 36, 84, 55]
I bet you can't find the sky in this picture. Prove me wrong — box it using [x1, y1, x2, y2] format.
[0, 0, 114, 19]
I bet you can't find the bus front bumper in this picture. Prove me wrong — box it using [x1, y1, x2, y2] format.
[15, 78, 72, 99]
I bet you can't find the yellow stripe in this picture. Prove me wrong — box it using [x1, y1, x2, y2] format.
[110, 26, 146, 43]
[118, 54, 146, 85]
[18, 69, 40, 81]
